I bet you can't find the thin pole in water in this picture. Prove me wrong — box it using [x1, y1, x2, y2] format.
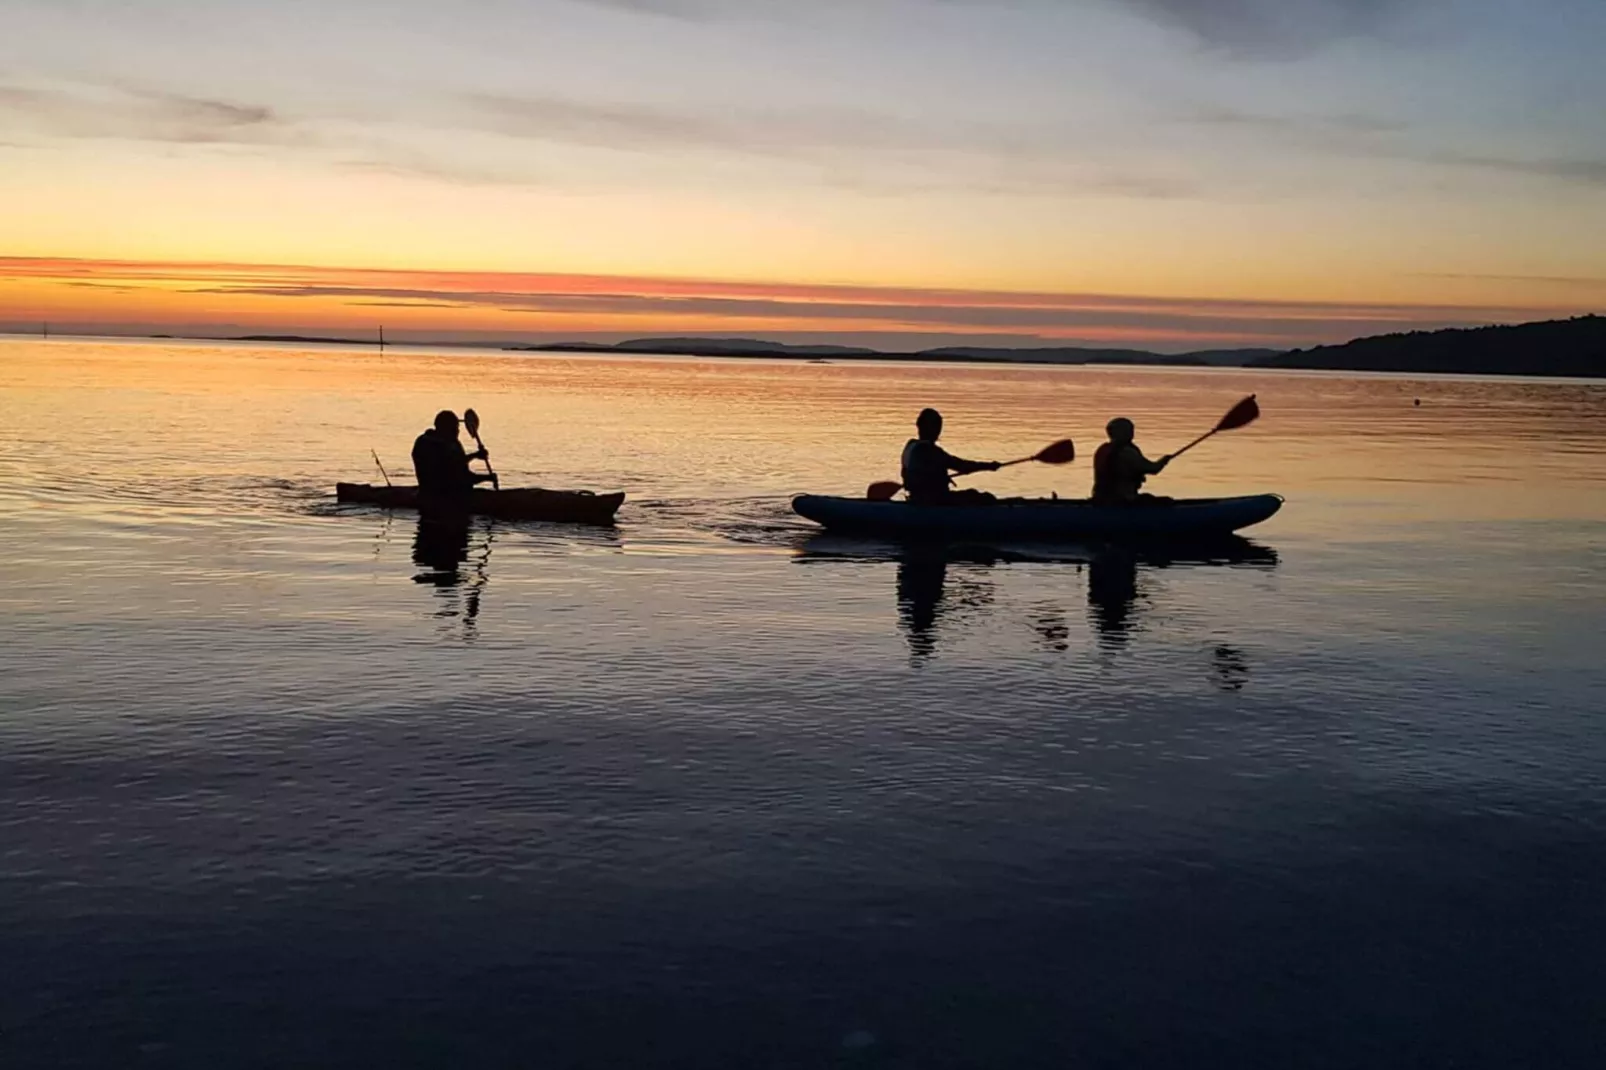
[379, 325, 386, 352]
[372, 449, 393, 487]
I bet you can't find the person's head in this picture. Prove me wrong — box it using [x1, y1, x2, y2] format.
[916, 407, 943, 442]
[1106, 417, 1135, 444]
[433, 410, 460, 435]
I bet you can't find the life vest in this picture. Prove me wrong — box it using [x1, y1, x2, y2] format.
[901, 438, 952, 502]
[1091, 441, 1140, 502]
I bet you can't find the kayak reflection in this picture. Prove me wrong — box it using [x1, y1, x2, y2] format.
[797, 534, 1278, 659]
[895, 549, 997, 660]
[1087, 541, 1279, 648]
[411, 512, 493, 638]
[1087, 548, 1139, 644]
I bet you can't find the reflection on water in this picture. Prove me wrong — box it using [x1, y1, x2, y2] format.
[1088, 549, 1141, 645]
[1213, 644, 1251, 691]
[1088, 540, 1280, 648]
[410, 513, 493, 639]
[803, 534, 1280, 660]
[4, 341, 1605, 1068]
[893, 550, 1000, 660]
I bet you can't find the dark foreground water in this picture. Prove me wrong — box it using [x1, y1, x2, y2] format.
[2, 339, 1604, 1067]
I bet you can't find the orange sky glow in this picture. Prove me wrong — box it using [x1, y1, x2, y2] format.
[3, 1, 1603, 350]
[3, 256, 1599, 352]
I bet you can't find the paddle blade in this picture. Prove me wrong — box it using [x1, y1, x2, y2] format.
[463, 407, 481, 438]
[1214, 395, 1259, 432]
[866, 480, 902, 502]
[1033, 438, 1077, 465]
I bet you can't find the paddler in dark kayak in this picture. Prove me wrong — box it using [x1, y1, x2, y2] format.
[902, 407, 1002, 505]
[1091, 417, 1171, 505]
[412, 410, 494, 503]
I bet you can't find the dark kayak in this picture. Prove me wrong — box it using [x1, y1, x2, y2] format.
[336, 483, 624, 525]
[791, 493, 1283, 539]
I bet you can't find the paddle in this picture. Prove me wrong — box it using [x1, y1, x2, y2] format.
[866, 437, 1076, 501]
[1166, 395, 1260, 462]
[462, 407, 499, 490]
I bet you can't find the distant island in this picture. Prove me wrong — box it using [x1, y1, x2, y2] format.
[231, 334, 379, 345]
[508, 315, 1605, 378]
[509, 336, 1277, 367]
[110, 314, 1601, 379]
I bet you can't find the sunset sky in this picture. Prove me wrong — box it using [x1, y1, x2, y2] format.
[3, 0, 1604, 350]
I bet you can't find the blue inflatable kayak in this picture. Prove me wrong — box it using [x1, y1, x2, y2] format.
[791, 494, 1283, 540]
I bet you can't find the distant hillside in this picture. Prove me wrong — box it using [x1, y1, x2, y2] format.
[515, 337, 1278, 366]
[1255, 315, 1606, 378]
[231, 334, 376, 345]
[922, 345, 1278, 366]
[523, 337, 879, 358]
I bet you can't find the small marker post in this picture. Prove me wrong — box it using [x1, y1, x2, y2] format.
[372, 449, 393, 487]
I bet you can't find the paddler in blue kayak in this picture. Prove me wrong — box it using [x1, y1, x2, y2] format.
[412, 410, 494, 503]
[1091, 417, 1171, 504]
[902, 408, 1002, 505]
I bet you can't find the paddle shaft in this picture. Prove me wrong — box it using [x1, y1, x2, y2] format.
[1167, 428, 1217, 461]
[468, 429, 499, 489]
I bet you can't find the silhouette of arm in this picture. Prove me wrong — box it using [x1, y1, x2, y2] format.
[1131, 448, 1169, 476]
[944, 449, 1001, 475]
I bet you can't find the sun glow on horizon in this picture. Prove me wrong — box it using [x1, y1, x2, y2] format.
[3, 255, 1600, 351]
[2, 1, 1604, 348]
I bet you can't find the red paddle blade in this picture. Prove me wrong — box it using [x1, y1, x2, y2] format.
[1033, 438, 1077, 465]
[866, 480, 902, 501]
[463, 408, 481, 437]
[1214, 395, 1259, 432]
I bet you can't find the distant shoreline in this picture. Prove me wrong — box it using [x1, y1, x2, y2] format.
[5, 313, 1600, 377]
[507, 340, 1239, 368]
[509, 342, 1211, 366]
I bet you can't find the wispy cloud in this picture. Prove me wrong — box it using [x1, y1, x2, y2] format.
[1113, 0, 1418, 58]
[458, 90, 1122, 166]
[1175, 101, 1606, 190]
[565, 0, 708, 16]
[4, 255, 1582, 348]
[1427, 150, 1606, 188]
[562, 0, 1421, 58]
[457, 91, 1198, 198]
[1420, 272, 1606, 288]
[175, 281, 1509, 339]
[0, 83, 286, 144]
[1183, 104, 1407, 137]
[0, 76, 1189, 198]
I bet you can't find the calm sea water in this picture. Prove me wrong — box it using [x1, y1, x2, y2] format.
[1, 338, 1603, 1068]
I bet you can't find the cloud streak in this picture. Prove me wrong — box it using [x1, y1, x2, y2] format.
[0, 83, 286, 144]
[5, 256, 1587, 348]
[564, 0, 1422, 58]
[1120, 0, 1416, 57]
